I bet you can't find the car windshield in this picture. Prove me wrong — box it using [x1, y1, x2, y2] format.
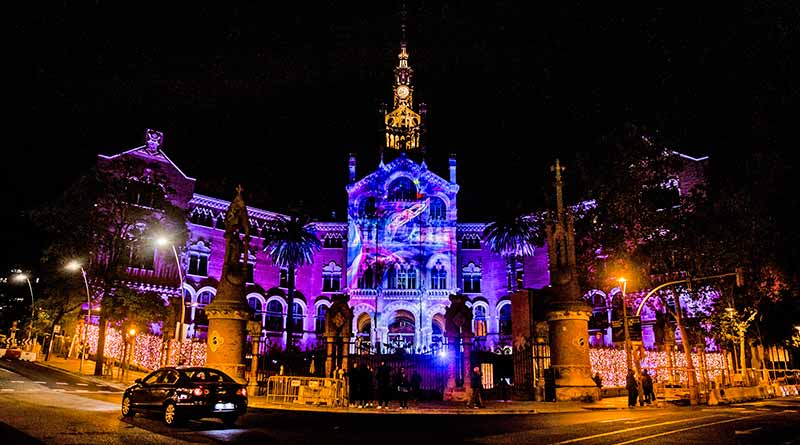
[185, 368, 233, 383]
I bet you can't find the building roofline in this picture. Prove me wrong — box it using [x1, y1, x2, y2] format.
[98, 145, 197, 181]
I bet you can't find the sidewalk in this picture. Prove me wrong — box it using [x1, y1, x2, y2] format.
[37, 356, 147, 391]
[246, 395, 633, 415]
[35, 357, 635, 414]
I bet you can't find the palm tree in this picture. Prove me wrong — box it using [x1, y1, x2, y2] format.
[482, 213, 542, 292]
[262, 212, 321, 350]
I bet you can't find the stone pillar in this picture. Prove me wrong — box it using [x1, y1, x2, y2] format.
[324, 294, 354, 378]
[325, 339, 334, 378]
[205, 186, 254, 381]
[247, 320, 262, 395]
[443, 294, 473, 401]
[206, 301, 251, 380]
[546, 299, 599, 401]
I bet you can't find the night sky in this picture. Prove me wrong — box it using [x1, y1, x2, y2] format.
[4, 1, 798, 271]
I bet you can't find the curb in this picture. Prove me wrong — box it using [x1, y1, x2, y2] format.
[34, 361, 129, 390]
[247, 404, 542, 415]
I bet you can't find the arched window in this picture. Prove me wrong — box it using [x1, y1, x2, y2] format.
[474, 305, 487, 337]
[387, 178, 416, 201]
[462, 262, 482, 294]
[291, 302, 304, 334]
[247, 296, 263, 323]
[430, 260, 447, 290]
[387, 265, 397, 289]
[359, 266, 375, 289]
[322, 261, 342, 292]
[315, 304, 329, 333]
[279, 267, 289, 288]
[499, 303, 512, 336]
[359, 197, 377, 218]
[429, 197, 446, 221]
[265, 300, 284, 332]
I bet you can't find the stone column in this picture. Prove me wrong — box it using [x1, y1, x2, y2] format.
[325, 338, 334, 378]
[546, 299, 599, 401]
[247, 320, 262, 395]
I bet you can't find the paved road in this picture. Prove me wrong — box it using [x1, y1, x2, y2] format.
[0, 359, 798, 444]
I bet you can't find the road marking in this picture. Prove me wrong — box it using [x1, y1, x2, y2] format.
[0, 389, 14, 392]
[551, 415, 726, 444]
[611, 413, 774, 445]
[76, 383, 89, 386]
[34, 381, 47, 384]
[74, 389, 89, 393]
[10, 380, 25, 383]
[56, 382, 69, 385]
[600, 418, 632, 423]
[735, 427, 762, 435]
[624, 420, 649, 424]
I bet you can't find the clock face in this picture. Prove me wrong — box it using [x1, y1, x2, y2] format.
[396, 85, 410, 99]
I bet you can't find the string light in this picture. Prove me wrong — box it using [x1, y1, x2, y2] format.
[589, 347, 724, 387]
[85, 325, 206, 369]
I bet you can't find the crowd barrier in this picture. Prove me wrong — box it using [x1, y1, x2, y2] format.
[259, 375, 348, 407]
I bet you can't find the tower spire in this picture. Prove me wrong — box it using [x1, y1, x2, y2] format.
[384, 1, 422, 154]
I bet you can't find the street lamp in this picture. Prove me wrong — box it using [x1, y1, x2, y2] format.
[619, 277, 633, 372]
[66, 261, 92, 372]
[156, 237, 186, 344]
[13, 273, 35, 347]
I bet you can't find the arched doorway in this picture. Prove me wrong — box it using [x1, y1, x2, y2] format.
[431, 313, 445, 351]
[387, 309, 415, 352]
[356, 312, 372, 353]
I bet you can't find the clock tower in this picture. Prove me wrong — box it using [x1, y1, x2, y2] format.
[384, 37, 424, 154]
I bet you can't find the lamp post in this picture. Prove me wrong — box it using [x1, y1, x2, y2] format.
[619, 277, 632, 372]
[13, 273, 35, 347]
[66, 261, 92, 372]
[156, 237, 185, 344]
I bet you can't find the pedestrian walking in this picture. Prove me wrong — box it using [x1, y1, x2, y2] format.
[376, 360, 391, 409]
[395, 367, 411, 409]
[641, 369, 655, 405]
[467, 366, 484, 408]
[626, 369, 639, 408]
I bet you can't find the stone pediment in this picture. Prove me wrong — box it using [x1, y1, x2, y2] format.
[346, 155, 456, 196]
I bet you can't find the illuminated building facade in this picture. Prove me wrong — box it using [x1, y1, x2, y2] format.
[95, 40, 708, 356]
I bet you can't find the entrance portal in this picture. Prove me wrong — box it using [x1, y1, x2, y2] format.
[387, 309, 415, 352]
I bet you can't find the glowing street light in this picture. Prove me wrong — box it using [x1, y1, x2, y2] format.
[13, 273, 35, 346]
[156, 236, 186, 344]
[618, 277, 633, 372]
[66, 261, 92, 372]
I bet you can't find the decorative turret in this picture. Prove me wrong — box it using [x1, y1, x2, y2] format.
[348, 153, 357, 183]
[384, 9, 423, 154]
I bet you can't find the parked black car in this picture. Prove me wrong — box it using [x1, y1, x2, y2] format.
[121, 366, 248, 426]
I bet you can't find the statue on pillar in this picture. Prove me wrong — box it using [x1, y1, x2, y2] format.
[205, 185, 255, 380]
[324, 294, 354, 378]
[443, 293, 473, 401]
[544, 160, 600, 401]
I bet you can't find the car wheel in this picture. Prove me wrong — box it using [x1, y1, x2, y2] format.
[163, 402, 181, 426]
[221, 414, 239, 427]
[121, 396, 135, 417]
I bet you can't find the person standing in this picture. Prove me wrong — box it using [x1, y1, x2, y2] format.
[593, 372, 603, 401]
[641, 369, 655, 405]
[498, 377, 510, 402]
[348, 363, 360, 408]
[376, 360, 391, 410]
[410, 369, 422, 405]
[626, 369, 639, 408]
[395, 367, 411, 409]
[363, 364, 374, 408]
[467, 366, 484, 408]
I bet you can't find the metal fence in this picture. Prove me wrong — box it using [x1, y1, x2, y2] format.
[260, 375, 348, 407]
